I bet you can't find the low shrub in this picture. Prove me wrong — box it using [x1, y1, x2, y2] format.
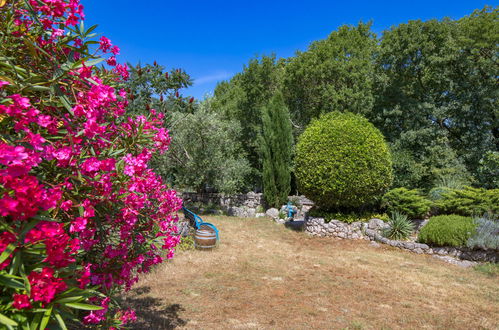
[418, 215, 477, 247]
[382, 212, 415, 240]
[474, 263, 499, 277]
[467, 217, 499, 250]
[381, 188, 432, 219]
[176, 236, 195, 252]
[436, 186, 499, 216]
[308, 208, 388, 224]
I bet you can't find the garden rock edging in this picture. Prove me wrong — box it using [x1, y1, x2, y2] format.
[304, 215, 498, 263]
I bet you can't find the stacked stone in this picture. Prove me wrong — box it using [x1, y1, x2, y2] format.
[304, 216, 364, 240]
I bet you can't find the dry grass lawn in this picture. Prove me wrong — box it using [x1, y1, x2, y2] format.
[122, 216, 499, 330]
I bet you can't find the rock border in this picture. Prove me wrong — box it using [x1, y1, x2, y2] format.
[304, 215, 498, 263]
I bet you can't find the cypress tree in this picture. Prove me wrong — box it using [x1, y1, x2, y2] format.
[260, 92, 294, 207]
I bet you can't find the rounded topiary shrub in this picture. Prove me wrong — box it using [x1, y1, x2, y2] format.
[295, 112, 393, 210]
[418, 215, 477, 247]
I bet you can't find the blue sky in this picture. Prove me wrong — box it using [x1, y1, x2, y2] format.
[83, 0, 493, 100]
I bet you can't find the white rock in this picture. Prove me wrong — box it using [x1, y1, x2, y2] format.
[265, 208, 279, 219]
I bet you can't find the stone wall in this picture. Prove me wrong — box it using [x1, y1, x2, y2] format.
[304, 215, 499, 263]
[180, 192, 314, 218]
[179, 192, 264, 217]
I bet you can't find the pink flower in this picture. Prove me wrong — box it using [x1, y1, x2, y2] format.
[119, 309, 137, 325]
[61, 200, 73, 211]
[98, 36, 112, 53]
[28, 268, 67, 304]
[37, 114, 53, 127]
[70, 217, 87, 233]
[81, 157, 101, 174]
[0, 81, 10, 88]
[12, 294, 32, 310]
[106, 56, 117, 66]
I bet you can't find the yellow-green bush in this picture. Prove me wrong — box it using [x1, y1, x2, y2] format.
[382, 188, 432, 219]
[295, 112, 393, 210]
[436, 187, 499, 216]
[418, 215, 476, 247]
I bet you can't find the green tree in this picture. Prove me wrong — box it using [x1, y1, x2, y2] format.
[372, 7, 498, 188]
[160, 99, 252, 194]
[282, 22, 377, 131]
[212, 55, 284, 188]
[260, 92, 294, 207]
[124, 62, 193, 121]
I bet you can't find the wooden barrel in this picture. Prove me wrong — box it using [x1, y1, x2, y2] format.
[194, 227, 217, 249]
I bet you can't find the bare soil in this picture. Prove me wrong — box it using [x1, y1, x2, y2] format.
[122, 216, 499, 330]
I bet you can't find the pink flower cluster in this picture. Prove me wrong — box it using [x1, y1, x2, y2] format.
[0, 1, 182, 326]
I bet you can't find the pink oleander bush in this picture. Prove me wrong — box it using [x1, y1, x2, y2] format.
[0, 1, 182, 328]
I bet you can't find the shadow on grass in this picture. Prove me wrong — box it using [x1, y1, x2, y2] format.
[121, 286, 188, 329]
[284, 220, 305, 231]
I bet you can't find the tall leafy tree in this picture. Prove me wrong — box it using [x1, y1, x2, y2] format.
[372, 6, 498, 188]
[212, 55, 284, 189]
[260, 92, 294, 207]
[282, 22, 377, 131]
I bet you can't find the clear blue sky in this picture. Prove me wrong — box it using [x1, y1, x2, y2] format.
[83, 0, 493, 100]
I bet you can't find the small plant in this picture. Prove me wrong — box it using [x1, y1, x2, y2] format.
[467, 217, 499, 250]
[473, 263, 499, 277]
[256, 205, 265, 213]
[176, 236, 195, 252]
[278, 210, 287, 219]
[418, 215, 477, 247]
[382, 212, 415, 240]
[381, 188, 432, 219]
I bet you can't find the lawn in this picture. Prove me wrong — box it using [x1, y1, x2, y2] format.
[122, 216, 499, 329]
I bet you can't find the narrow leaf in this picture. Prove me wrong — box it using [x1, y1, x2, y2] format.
[0, 313, 18, 327]
[0, 244, 15, 265]
[64, 302, 103, 311]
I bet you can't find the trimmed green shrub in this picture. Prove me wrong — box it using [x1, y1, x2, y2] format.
[467, 217, 499, 250]
[418, 215, 477, 247]
[381, 188, 432, 219]
[382, 212, 415, 240]
[436, 186, 499, 216]
[295, 112, 393, 210]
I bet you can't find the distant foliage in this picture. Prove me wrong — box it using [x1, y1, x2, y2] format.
[435, 187, 499, 217]
[477, 151, 499, 189]
[295, 112, 393, 210]
[418, 215, 477, 247]
[283, 22, 377, 129]
[372, 7, 498, 189]
[381, 188, 432, 219]
[382, 212, 415, 240]
[467, 217, 499, 250]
